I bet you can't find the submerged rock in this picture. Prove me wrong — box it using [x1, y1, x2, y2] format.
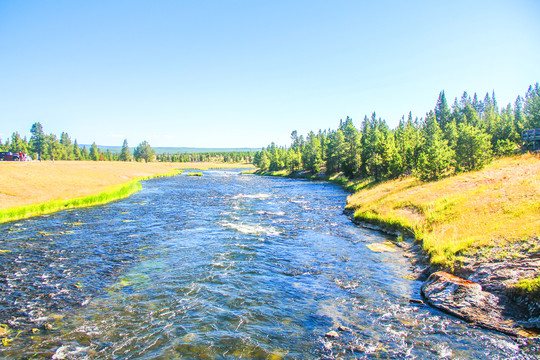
[365, 242, 396, 253]
[421, 271, 535, 337]
[337, 325, 352, 332]
[325, 330, 340, 338]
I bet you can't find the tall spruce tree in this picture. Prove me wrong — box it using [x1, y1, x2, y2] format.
[514, 96, 527, 134]
[119, 139, 132, 161]
[341, 117, 362, 178]
[30, 122, 46, 159]
[435, 91, 451, 129]
[524, 83, 540, 128]
[89, 142, 100, 161]
[416, 112, 454, 181]
[472, 93, 484, 116]
[73, 140, 82, 160]
[60, 132, 73, 159]
[326, 129, 345, 174]
[304, 132, 324, 173]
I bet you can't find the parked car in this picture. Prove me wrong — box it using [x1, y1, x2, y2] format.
[0, 152, 32, 161]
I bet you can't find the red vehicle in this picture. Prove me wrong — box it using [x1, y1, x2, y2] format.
[0, 152, 32, 161]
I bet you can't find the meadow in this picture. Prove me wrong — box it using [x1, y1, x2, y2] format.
[0, 161, 253, 223]
[345, 154, 540, 267]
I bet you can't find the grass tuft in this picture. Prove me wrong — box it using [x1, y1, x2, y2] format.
[512, 276, 540, 301]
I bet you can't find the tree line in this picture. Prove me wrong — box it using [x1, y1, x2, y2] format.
[0, 123, 157, 162]
[0, 123, 255, 163]
[156, 152, 255, 163]
[254, 83, 540, 181]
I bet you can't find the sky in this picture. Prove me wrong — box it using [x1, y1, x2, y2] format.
[1, 1, 539, 148]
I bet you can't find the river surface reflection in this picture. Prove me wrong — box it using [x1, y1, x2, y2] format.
[0, 169, 537, 359]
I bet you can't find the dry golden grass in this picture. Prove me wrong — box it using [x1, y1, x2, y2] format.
[0, 160, 252, 210]
[346, 154, 540, 266]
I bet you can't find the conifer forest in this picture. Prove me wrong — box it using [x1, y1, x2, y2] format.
[254, 84, 540, 181]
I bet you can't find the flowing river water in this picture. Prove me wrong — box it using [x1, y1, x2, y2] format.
[0, 169, 538, 359]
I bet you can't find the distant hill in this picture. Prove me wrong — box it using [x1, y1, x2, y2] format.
[84, 145, 260, 154]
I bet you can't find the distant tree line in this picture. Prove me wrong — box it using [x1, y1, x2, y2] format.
[0, 123, 154, 162]
[156, 151, 255, 163]
[0, 123, 253, 163]
[254, 83, 540, 181]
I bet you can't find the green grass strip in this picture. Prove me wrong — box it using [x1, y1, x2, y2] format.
[510, 275, 540, 304]
[0, 170, 182, 224]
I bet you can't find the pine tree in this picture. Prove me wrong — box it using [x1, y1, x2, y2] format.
[461, 103, 482, 128]
[254, 150, 270, 170]
[367, 126, 386, 180]
[9, 132, 28, 153]
[455, 123, 492, 172]
[524, 83, 540, 128]
[360, 113, 378, 177]
[459, 91, 471, 109]
[60, 132, 71, 147]
[451, 98, 463, 125]
[514, 96, 526, 134]
[386, 133, 403, 179]
[435, 91, 451, 129]
[492, 104, 518, 145]
[472, 93, 484, 116]
[304, 132, 324, 173]
[341, 117, 362, 178]
[267, 142, 286, 170]
[286, 148, 302, 171]
[416, 112, 454, 181]
[290, 131, 302, 152]
[119, 139, 132, 161]
[483, 92, 493, 113]
[395, 113, 421, 174]
[59, 132, 73, 159]
[492, 90, 499, 113]
[325, 129, 345, 174]
[80, 146, 89, 160]
[30, 122, 46, 159]
[133, 141, 155, 162]
[73, 140, 82, 160]
[89, 142, 100, 161]
[46, 134, 64, 160]
[443, 120, 458, 150]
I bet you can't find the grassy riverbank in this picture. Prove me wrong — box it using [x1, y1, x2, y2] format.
[345, 154, 540, 267]
[0, 161, 253, 223]
[255, 154, 540, 268]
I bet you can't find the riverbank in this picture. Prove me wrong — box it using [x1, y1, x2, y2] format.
[0, 161, 253, 223]
[253, 154, 540, 336]
[346, 153, 540, 336]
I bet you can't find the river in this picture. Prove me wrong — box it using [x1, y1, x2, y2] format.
[0, 169, 537, 359]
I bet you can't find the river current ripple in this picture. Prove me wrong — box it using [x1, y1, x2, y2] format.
[0, 169, 538, 359]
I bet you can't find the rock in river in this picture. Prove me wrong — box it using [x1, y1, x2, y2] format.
[421, 271, 534, 337]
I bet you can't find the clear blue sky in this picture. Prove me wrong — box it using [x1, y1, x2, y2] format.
[1, 1, 539, 148]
